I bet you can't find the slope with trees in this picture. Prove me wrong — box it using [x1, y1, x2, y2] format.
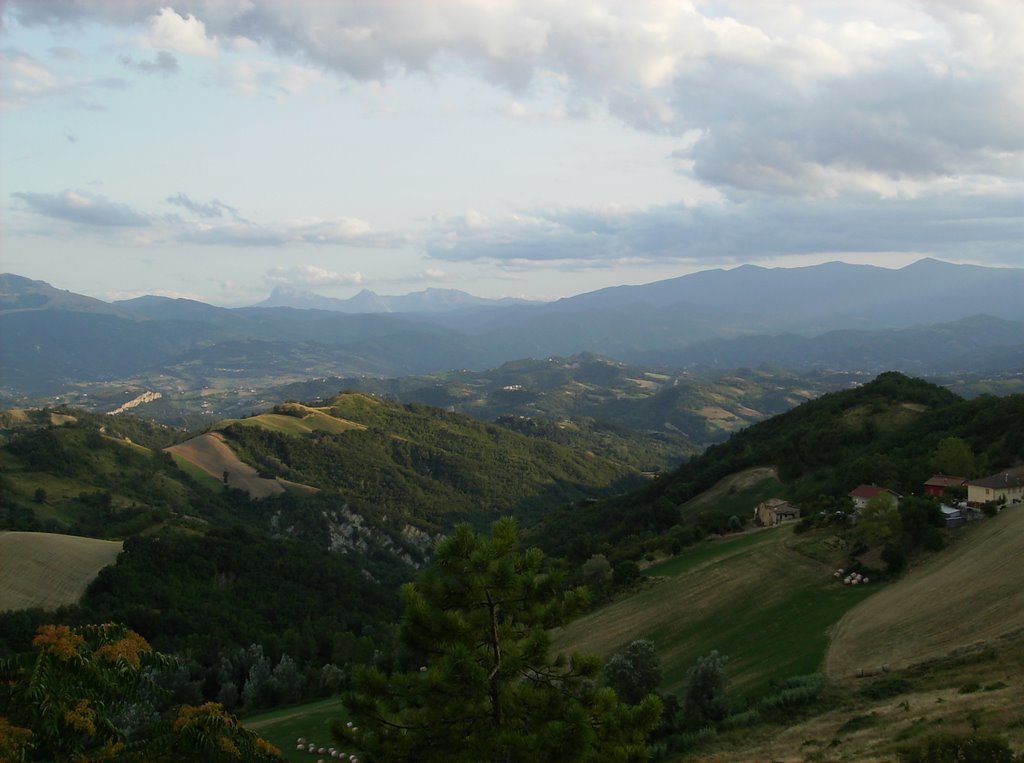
[535, 373, 1024, 564]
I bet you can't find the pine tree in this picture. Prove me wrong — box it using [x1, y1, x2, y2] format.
[339, 517, 661, 762]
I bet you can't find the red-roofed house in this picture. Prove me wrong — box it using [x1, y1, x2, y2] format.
[967, 472, 1024, 507]
[923, 475, 967, 498]
[848, 484, 901, 511]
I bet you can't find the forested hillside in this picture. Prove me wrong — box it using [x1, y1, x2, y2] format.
[536, 373, 1024, 563]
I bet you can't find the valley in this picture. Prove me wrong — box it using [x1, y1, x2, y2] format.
[2, 265, 1023, 761]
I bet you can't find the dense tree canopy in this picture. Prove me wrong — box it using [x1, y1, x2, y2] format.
[340, 518, 662, 762]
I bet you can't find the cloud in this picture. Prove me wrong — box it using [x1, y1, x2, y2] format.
[0, 49, 59, 107]
[179, 215, 407, 248]
[166, 192, 240, 219]
[426, 191, 1024, 267]
[14, 186, 406, 247]
[8, 1, 1024, 201]
[227, 59, 323, 97]
[1, 48, 129, 109]
[49, 46, 82, 60]
[14, 189, 151, 227]
[146, 7, 218, 58]
[120, 50, 179, 76]
[265, 264, 364, 287]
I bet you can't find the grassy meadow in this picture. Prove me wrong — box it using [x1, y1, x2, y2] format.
[552, 525, 876, 700]
[244, 697, 352, 763]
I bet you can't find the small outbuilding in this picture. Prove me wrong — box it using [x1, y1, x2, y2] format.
[923, 475, 967, 498]
[754, 498, 801, 527]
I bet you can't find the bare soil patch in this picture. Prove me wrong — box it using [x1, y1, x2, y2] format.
[166, 432, 284, 499]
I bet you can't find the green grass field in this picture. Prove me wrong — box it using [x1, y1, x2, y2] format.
[676, 467, 782, 524]
[553, 526, 876, 700]
[169, 452, 226, 492]
[243, 697, 352, 763]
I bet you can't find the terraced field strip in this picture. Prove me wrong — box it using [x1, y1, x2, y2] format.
[166, 432, 284, 499]
[552, 526, 874, 699]
[0, 531, 122, 611]
[827, 506, 1024, 680]
[244, 697, 352, 763]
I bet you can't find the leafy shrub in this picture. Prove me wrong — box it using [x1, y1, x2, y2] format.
[720, 708, 760, 730]
[896, 733, 1017, 762]
[757, 674, 825, 718]
[860, 676, 912, 700]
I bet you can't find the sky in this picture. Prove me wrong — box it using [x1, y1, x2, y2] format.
[1, 1, 1022, 306]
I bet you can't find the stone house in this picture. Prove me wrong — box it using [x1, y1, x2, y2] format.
[754, 498, 801, 526]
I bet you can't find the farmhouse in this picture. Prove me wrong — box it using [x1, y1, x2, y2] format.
[967, 471, 1024, 507]
[848, 484, 901, 511]
[923, 475, 967, 498]
[754, 498, 801, 526]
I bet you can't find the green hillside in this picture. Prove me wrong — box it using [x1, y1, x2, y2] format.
[536, 373, 1024, 563]
[275, 355, 851, 470]
[551, 526, 873, 700]
[218, 392, 645, 530]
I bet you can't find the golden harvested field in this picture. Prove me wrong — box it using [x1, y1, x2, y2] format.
[826, 506, 1024, 680]
[165, 432, 285, 499]
[0, 531, 123, 611]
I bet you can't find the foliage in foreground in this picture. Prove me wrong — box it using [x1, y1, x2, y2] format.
[0, 623, 282, 762]
[339, 518, 662, 762]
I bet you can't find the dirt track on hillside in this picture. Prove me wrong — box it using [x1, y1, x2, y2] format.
[166, 432, 284, 499]
[826, 507, 1024, 680]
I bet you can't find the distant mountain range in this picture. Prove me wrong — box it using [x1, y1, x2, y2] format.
[2, 259, 1023, 403]
[253, 284, 535, 313]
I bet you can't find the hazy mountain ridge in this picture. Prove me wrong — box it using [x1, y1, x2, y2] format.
[3, 260, 1024, 405]
[253, 284, 536, 313]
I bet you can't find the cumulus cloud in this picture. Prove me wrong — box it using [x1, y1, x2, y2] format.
[265, 264, 364, 287]
[120, 50, 179, 76]
[145, 7, 218, 58]
[7, 1, 1024, 203]
[14, 190, 151, 227]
